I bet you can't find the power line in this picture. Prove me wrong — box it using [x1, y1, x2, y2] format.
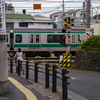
[6, 0, 85, 3]
[6, 0, 100, 3]
[13, 6, 82, 8]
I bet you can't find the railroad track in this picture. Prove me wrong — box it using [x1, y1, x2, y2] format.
[8, 56, 75, 63]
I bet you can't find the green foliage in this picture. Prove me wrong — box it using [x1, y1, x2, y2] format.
[76, 46, 82, 51]
[81, 35, 100, 51]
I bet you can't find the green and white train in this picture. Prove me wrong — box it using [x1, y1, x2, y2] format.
[6, 28, 93, 57]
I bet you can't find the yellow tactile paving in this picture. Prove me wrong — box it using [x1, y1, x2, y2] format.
[8, 77, 37, 100]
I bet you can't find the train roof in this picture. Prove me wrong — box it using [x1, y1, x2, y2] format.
[7, 28, 94, 32]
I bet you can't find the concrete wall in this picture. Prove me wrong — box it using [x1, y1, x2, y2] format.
[14, 22, 19, 28]
[74, 50, 100, 72]
[76, 10, 82, 18]
[94, 23, 100, 35]
[28, 23, 53, 29]
[14, 22, 53, 29]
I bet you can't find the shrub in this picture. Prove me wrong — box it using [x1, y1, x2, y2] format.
[81, 35, 100, 51]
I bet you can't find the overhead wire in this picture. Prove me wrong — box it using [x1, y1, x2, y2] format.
[5, 0, 100, 17]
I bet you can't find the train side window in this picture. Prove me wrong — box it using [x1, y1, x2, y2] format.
[16, 35, 22, 43]
[78, 35, 81, 43]
[72, 35, 75, 43]
[47, 35, 62, 43]
[36, 35, 39, 43]
[47, 35, 53, 43]
[30, 35, 33, 43]
[0, 35, 5, 41]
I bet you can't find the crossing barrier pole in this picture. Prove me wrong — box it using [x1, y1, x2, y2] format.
[26, 60, 29, 79]
[52, 64, 57, 92]
[45, 63, 49, 88]
[62, 68, 67, 100]
[18, 60, 20, 76]
[10, 58, 13, 73]
[35, 61, 38, 82]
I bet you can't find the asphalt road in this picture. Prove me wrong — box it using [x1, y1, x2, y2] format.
[68, 69, 100, 100]
[28, 67, 100, 100]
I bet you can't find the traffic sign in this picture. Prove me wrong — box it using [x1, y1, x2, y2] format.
[85, 32, 92, 37]
[0, 0, 6, 35]
[33, 4, 41, 9]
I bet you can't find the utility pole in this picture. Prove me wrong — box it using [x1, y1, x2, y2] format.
[86, 0, 91, 32]
[0, 0, 9, 94]
[82, 2, 85, 25]
[63, 0, 64, 16]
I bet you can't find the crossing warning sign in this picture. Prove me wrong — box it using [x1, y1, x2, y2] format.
[85, 32, 92, 37]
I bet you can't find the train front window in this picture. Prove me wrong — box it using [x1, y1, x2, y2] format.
[16, 35, 22, 43]
[30, 35, 33, 43]
[47, 35, 62, 43]
[72, 35, 75, 43]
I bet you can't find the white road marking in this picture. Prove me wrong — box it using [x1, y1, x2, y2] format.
[70, 77, 79, 80]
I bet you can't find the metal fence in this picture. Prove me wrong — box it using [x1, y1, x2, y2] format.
[8, 58, 70, 100]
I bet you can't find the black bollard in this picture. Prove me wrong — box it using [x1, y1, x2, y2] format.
[26, 60, 29, 79]
[62, 68, 67, 100]
[52, 64, 57, 92]
[10, 58, 13, 73]
[18, 60, 20, 76]
[34, 61, 38, 82]
[45, 63, 49, 88]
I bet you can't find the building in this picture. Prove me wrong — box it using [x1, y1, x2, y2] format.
[50, 9, 87, 28]
[5, 3, 54, 30]
[6, 14, 54, 29]
[65, 9, 82, 17]
[5, 3, 15, 14]
[50, 9, 83, 19]
[50, 11, 63, 20]
[31, 14, 54, 29]
[54, 15, 82, 29]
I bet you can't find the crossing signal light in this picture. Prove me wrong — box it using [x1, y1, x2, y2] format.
[62, 35, 65, 39]
[60, 35, 66, 45]
[62, 29, 66, 33]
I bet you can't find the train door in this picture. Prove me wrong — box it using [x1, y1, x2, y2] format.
[28, 34, 41, 50]
[76, 34, 82, 44]
[70, 34, 76, 45]
[70, 34, 77, 51]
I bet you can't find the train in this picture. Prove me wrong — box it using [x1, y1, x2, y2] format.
[6, 28, 93, 57]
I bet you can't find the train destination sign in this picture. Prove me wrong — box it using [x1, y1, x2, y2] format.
[0, 0, 6, 34]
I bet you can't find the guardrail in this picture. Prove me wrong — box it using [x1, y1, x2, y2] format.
[8, 58, 70, 100]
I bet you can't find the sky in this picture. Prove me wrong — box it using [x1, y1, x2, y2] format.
[5, 0, 100, 18]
